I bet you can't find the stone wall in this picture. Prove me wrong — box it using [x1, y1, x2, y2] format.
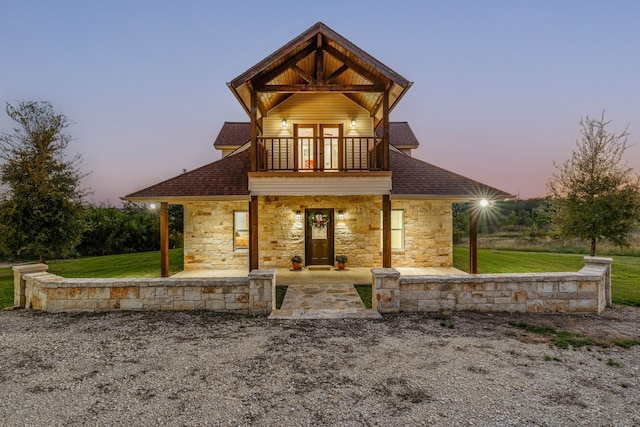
[183, 201, 249, 270]
[13, 265, 274, 314]
[182, 197, 455, 270]
[372, 257, 612, 314]
[391, 199, 453, 267]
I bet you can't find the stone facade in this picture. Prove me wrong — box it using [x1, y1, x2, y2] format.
[14, 265, 274, 314]
[183, 201, 249, 270]
[372, 257, 612, 314]
[183, 196, 454, 270]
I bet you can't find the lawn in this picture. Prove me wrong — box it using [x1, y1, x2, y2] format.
[454, 247, 640, 306]
[0, 249, 184, 308]
[1, 247, 638, 308]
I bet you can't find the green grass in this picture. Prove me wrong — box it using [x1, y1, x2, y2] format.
[275, 286, 287, 309]
[0, 249, 184, 308]
[508, 321, 626, 349]
[454, 247, 640, 306]
[354, 284, 372, 309]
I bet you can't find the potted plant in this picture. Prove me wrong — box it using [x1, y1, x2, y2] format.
[335, 254, 348, 270]
[291, 255, 302, 270]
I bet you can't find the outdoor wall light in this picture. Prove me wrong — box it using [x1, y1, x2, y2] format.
[148, 203, 157, 210]
[282, 118, 287, 128]
[338, 210, 344, 220]
[295, 210, 301, 220]
[479, 199, 490, 208]
[351, 118, 356, 128]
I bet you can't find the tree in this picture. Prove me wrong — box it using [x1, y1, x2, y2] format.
[547, 112, 640, 256]
[0, 101, 88, 262]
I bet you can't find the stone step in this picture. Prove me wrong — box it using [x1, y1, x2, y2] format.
[268, 308, 382, 320]
[307, 265, 332, 271]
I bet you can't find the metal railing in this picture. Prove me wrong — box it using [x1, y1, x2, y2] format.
[257, 136, 383, 171]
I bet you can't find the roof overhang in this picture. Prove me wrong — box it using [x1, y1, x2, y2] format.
[227, 22, 412, 130]
[248, 171, 392, 196]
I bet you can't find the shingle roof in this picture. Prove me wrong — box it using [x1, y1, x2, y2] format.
[390, 149, 512, 198]
[123, 149, 250, 200]
[376, 122, 419, 149]
[213, 122, 250, 148]
[212, 121, 420, 149]
[123, 145, 511, 201]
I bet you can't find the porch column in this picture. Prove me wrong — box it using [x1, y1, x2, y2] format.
[160, 202, 169, 277]
[382, 90, 390, 171]
[469, 207, 478, 274]
[382, 195, 391, 268]
[249, 195, 259, 271]
[249, 86, 258, 172]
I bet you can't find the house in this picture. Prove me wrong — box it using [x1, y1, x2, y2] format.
[123, 22, 511, 276]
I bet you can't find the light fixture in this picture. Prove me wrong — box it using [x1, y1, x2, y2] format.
[351, 118, 356, 128]
[479, 199, 490, 208]
[282, 118, 287, 128]
[338, 210, 344, 220]
[148, 203, 157, 210]
[295, 210, 301, 220]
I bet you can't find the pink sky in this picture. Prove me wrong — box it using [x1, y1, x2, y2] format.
[1, 1, 639, 204]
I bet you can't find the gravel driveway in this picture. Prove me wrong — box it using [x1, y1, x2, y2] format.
[1, 307, 639, 426]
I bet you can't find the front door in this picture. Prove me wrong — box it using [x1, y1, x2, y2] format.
[305, 209, 334, 265]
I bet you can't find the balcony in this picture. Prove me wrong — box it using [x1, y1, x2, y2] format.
[257, 136, 383, 172]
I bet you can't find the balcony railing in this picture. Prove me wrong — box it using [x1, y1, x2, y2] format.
[257, 136, 383, 172]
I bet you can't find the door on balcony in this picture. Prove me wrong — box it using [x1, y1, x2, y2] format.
[305, 209, 334, 265]
[294, 124, 342, 171]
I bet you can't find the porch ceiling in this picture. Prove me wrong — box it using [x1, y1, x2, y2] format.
[227, 22, 412, 130]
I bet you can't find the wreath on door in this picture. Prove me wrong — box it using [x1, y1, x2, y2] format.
[307, 212, 330, 230]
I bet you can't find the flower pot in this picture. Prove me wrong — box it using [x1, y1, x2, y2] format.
[337, 262, 345, 270]
[292, 262, 302, 271]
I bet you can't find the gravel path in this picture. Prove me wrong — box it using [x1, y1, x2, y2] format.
[1, 308, 639, 426]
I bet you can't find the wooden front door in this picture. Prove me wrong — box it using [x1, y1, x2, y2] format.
[305, 209, 334, 265]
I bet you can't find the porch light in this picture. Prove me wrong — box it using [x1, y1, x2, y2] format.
[338, 210, 344, 220]
[479, 199, 489, 208]
[282, 118, 287, 128]
[295, 210, 301, 220]
[351, 118, 356, 128]
[148, 203, 157, 210]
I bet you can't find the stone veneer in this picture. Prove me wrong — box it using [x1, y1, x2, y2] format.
[182, 196, 455, 270]
[13, 265, 274, 314]
[372, 257, 612, 314]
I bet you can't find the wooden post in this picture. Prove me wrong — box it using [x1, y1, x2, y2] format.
[249, 196, 259, 271]
[250, 87, 258, 172]
[469, 207, 478, 274]
[160, 202, 169, 278]
[382, 90, 390, 171]
[382, 195, 391, 268]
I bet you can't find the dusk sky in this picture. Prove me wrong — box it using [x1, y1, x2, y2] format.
[2, 1, 639, 205]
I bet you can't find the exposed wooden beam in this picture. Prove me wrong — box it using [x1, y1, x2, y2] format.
[469, 208, 478, 274]
[249, 196, 259, 271]
[160, 202, 169, 278]
[323, 44, 388, 85]
[382, 90, 390, 171]
[316, 42, 324, 84]
[250, 87, 258, 172]
[291, 64, 316, 84]
[382, 195, 391, 268]
[259, 83, 385, 93]
[326, 64, 349, 84]
[253, 43, 317, 89]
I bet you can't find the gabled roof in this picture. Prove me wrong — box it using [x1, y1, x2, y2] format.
[213, 121, 420, 149]
[123, 149, 250, 201]
[389, 149, 512, 199]
[213, 122, 250, 148]
[123, 145, 511, 202]
[227, 22, 412, 130]
[376, 122, 419, 149]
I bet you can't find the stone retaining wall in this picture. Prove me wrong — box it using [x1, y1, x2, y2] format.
[372, 257, 612, 314]
[13, 266, 274, 314]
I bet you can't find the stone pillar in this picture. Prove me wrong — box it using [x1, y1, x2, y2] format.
[249, 269, 275, 314]
[13, 264, 48, 308]
[371, 267, 400, 313]
[583, 256, 613, 308]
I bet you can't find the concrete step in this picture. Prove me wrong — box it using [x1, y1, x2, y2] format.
[268, 308, 382, 320]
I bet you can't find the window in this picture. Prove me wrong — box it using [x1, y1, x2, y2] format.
[380, 209, 404, 250]
[234, 211, 249, 251]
